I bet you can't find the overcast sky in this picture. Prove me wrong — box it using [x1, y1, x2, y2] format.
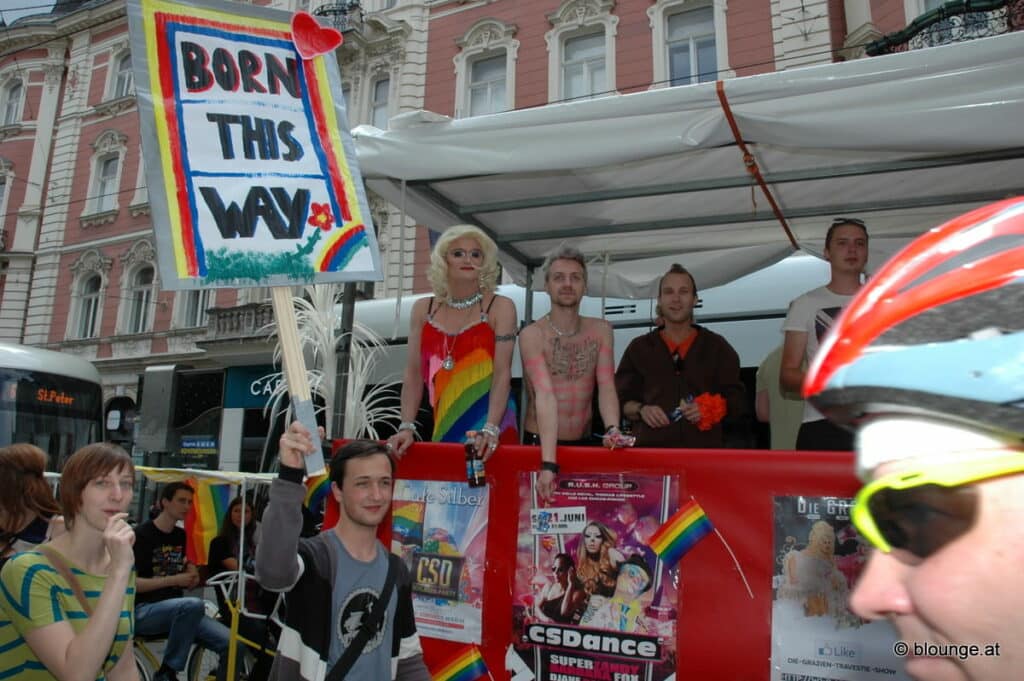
[1, 0, 57, 25]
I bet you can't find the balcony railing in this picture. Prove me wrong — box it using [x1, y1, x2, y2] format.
[866, 0, 1024, 55]
[205, 303, 275, 342]
[312, 1, 364, 34]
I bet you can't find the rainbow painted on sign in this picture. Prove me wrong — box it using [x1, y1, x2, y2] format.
[646, 499, 713, 567]
[304, 472, 330, 513]
[431, 645, 489, 681]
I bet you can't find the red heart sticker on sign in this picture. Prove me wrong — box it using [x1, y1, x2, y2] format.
[291, 11, 343, 60]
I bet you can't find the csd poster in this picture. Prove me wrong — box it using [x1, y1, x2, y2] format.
[512, 472, 679, 681]
[390, 480, 488, 644]
[770, 495, 909, 681]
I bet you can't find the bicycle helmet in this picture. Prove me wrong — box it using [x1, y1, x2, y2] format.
[804, 197, 1024, 448]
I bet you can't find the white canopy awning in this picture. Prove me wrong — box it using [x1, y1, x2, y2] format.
[354, 31, 1024, 297]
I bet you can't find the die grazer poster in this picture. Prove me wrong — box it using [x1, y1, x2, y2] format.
[390, 480, 489, 644]
[127, 0, 381, 289]
[512, 472, 680, 681]
[770, 495, 910, 681]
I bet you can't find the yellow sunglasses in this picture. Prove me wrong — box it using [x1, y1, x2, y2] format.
[852, 449, 1024, 558]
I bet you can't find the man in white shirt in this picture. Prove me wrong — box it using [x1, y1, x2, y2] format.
[780, 218, 868, 450]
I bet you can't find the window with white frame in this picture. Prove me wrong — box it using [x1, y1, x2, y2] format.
[545, 0, 618, 104]
[667, 7, 717, 85]
[453, 18, 519, 119]
[2, 79, 23, 126]
[562, 32, 606, 100]
[78, 274, 102, 339]
[126, 265, 154, 334]
[83, 131, 128, 218]
[113, 52, 134, 98]
[370, 78, 390, 129]
[649, 0, 731, 89]
[468, 54, 507, 117]
[181, 288, 212, 328]
[95, 156, 120, 213]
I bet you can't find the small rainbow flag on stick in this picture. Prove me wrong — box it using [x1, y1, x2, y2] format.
[432, 645, 489, 681]
[184, 478, 231, 566]
[647, 499, 714, 567]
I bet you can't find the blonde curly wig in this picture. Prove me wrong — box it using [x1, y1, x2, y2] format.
[428, 225, 500, 301]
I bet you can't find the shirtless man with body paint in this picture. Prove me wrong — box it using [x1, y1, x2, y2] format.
[518, 246, 625, 485]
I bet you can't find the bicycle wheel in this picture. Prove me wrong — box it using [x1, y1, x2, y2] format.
[186, 642, 253, 681]
[135, 656, 152, 681]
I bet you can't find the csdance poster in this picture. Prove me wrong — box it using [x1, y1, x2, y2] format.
[770, 495, 909, 681]
[512, 472, 679, 681]
[390, 480, 488, 643]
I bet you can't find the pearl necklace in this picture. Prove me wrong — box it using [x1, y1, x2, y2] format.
[447, 291, 483, 310]
[547, 313, 580, 338]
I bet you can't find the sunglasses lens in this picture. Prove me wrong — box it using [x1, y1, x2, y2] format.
[868, 484, 977, 558]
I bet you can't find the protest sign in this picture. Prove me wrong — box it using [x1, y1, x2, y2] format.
[128, 0, 380, 290]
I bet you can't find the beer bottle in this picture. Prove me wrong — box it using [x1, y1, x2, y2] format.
[465, 441, 486, 487]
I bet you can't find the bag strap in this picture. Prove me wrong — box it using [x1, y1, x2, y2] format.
[38, 545, 93, 616]
[325, 552, 401, 681]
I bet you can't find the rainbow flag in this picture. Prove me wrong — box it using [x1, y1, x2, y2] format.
[431, 646, 488, 681]
[305, 473, 331, 513]
[184, 478, 231, 566]
[646, 499, 713, 567]
[392, 499, 425, 544]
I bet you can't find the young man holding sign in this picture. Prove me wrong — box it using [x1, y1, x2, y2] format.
[256, 422, 430, 681]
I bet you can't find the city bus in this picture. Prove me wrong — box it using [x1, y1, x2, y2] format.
[0, 343, 104, 468]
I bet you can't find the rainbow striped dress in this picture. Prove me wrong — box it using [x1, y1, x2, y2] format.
[420, 298, 518, 443]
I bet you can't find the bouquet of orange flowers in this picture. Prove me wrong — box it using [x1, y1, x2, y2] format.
[692, 392, 727, 431]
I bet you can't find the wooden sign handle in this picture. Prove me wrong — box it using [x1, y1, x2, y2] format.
[270, 286, 325, 475]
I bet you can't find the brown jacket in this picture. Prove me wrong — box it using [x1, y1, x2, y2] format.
[615, 326, 745, 448]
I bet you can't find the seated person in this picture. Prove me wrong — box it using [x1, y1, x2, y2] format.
[134, 481, 230, 681]
[207, 496, 275, 681]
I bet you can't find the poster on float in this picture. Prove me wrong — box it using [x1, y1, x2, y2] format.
[511, 472, 680, 681]
[390, 480, 488, 644]
[770, 495, 910, 681]
[127, 0, 380, 290]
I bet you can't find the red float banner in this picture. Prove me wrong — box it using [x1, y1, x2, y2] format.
[511, 472, 680, 681]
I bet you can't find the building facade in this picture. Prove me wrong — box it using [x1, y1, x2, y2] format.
[1, 0, 1012, 466]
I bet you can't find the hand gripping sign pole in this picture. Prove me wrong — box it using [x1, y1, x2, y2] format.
[271, 286, 326, 475]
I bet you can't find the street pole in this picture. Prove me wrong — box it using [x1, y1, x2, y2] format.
[332, 282, 357, 438]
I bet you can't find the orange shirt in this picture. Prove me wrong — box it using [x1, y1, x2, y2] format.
[660, 329, 697, 360]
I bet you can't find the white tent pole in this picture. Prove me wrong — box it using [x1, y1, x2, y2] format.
[392, 180, 407, 341]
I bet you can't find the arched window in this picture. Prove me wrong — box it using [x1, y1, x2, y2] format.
[2, 79, 22, 126]
[127, 265, 154, 334]
[78, 274, 102, 339]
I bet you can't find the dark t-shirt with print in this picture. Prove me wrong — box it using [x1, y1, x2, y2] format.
[133, 520, 187, 604]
